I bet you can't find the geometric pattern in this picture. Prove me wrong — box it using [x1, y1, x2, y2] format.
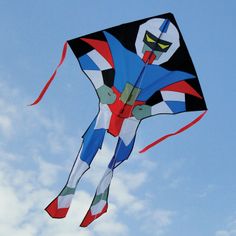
[80, 49, 113, 89]
[151, 91, 186, 115]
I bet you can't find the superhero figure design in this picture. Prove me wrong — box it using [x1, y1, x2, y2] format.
[31, 14, 207, 227]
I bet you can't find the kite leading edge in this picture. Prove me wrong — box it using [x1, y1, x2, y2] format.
[30, 13, 207, 227]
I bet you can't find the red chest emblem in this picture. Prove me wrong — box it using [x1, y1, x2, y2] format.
[107, 87, 144, 136]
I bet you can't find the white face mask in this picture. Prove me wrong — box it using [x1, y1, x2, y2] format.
[135, 18, 180, 65]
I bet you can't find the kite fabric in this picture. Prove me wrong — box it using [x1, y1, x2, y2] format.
[31, 12, 207, 227]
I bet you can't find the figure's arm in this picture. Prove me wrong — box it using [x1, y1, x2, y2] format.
[150, 90, 186, 115]
[132, 105, 152, 120]
[97, 84, 116, 104]
[78, 38, 116, 104]
[132, 80, 203, 120]
[132, 91, 185, 120]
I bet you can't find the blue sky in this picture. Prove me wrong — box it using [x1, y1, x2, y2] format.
[0, 0, 236, 235]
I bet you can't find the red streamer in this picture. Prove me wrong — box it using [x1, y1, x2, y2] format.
[139, 110, 207, 153]
[29, 42, 68, 106]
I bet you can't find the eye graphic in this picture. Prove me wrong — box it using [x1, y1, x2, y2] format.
[158, 43, 170, 49]
[146, 34, 155, 43]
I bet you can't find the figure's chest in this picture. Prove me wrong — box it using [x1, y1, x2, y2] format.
[119, 83, 141, 105]
[108, 85, 144, 116]
[114, 57, 165, 94]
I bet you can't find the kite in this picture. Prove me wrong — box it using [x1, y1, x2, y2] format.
[30, 13, 207, 227]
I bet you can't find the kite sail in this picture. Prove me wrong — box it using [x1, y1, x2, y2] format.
[31, 12, 207, 227]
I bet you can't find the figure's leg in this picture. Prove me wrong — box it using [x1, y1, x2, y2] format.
[80, 137, 135, 227]
[45, 117, 106, 218]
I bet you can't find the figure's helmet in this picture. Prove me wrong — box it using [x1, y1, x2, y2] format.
[135, 18, 180, 65]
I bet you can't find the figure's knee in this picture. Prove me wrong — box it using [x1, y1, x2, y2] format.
[115, 138, 135, 158]
[108, 138, 135, 168]
[80, 129, 106, 165]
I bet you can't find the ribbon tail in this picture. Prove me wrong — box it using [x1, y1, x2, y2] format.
[139, 110, 207, 154]
[29, 42, 68, 106]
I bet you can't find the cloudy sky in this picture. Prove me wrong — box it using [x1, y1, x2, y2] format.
[0, 0, 236, 235]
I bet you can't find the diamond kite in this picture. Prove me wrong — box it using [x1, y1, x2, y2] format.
[31, 13, 207, 227]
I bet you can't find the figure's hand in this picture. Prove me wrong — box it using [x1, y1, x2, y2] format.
[132, 105, 151, 120]
[97, 85, 116, 104]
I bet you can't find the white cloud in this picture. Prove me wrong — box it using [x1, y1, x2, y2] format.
[0, 115, 12, 137]
[140, 209, 175, 236]
[0, 82, 19, 139]
[0, 150, 130, 236]
[216, 219, 236, 236]
[152, 209, 174, 227]
[35, 156, 63, 187]
[216, 231, 230, 236]
[197, 184, 216, 198]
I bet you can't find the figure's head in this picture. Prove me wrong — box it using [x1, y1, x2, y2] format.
[135, 18, 180, 65]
